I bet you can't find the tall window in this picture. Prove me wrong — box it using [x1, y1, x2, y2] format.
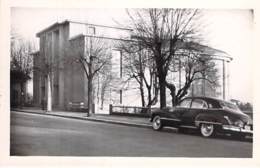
[111, 50, 122, 78]
[88, 26, 96, 35]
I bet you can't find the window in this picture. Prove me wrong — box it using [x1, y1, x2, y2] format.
[208, 103, 213, 109]
[88, 27, 96, 35]
[178, 99, 192, 108]
[219, 101, 240, 111]
[111, 50, 122, 78]
[191, 99, 208, 109]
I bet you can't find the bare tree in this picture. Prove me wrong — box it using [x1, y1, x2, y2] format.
[69, 35, 111, 116]
[11, 31, 35, 106]
[166, 42, 219, 106]
[11, 32, 35, 80]
[33, 35, 70, 112]
[33, 46, 62, 112]
[99, 70, 113, 110]
[94, 54, 113, 110]
[126, 8, 201, 109]
[118, 41, 159, 107]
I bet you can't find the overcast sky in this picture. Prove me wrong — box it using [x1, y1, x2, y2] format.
[11, 8, 254, 103]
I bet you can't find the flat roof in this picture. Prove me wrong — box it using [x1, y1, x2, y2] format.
[36, 20, 132, 37]
[36, 21, 232, 61]
[36, 20, 69, 37]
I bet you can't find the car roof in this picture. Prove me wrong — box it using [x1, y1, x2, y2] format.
[184, 96, 222, 102]
[183, 96, 224, 107]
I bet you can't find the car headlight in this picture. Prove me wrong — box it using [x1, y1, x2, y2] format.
[234, 120, 244, 128]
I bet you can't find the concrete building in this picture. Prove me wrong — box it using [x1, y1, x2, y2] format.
[173, 43, 232, 101]
[32, 20, 131, 111]
[32, 20, 232, 111]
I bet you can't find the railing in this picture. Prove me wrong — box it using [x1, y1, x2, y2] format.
[109, 104, 154, 117]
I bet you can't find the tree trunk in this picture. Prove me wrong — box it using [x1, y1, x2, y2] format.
[165, 82, 176, 107]
[154, 48, 167, 109]
[87, 75, 93, 116]
[100, 79, 108, 110]
[100, 96, 104, 110]
[158, 75, 166, 108]
[140, 87, 145, 107]
[147, 86, 152, 106]
[47, 74, 52, 112]
[138, 51, 146, 107]
[139, 77, 146, 107]
[171, 89, 176, 107]
[20, 82, 24, 107]
[100, 85, 105, 110]
[175, 81, 192, 105]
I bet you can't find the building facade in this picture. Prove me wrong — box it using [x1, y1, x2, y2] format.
[33, 20, 232, 112]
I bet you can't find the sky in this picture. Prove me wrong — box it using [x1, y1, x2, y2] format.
[11, 8, 254, 103]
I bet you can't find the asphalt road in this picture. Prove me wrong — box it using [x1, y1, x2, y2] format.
[10, 111, 252, 157]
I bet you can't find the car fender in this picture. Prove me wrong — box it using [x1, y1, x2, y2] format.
[194, 113, 225, 128]
[150, 111, 163, 122]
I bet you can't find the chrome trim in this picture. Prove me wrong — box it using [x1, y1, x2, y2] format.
[195, 120, 222, 126]
[161, 117, 181, 122]
[222, 125, 253, 134]
[179, 125, 197, 129]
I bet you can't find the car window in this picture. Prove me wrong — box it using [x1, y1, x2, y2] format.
[178, 99, 192, 108]
[219, 101, 241, 112]
[208, 102, 213, 109]
[191, 99, 208, 109]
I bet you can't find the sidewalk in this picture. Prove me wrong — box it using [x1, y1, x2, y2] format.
[11, 107, 152, 129]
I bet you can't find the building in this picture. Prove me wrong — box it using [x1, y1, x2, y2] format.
[170, 42, 232, 101]
[32, 20, 131, 111]
[32, 20, 232, 112]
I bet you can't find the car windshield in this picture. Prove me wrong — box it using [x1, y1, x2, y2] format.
[219, 100, 242, 112]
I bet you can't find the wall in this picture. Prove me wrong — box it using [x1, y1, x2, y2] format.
[33, 52, 40, 106]
[69, 21, 130, 40]
[66, 35, 86, 106]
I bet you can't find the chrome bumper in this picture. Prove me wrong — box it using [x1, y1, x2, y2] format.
[222, 125, 253, 134]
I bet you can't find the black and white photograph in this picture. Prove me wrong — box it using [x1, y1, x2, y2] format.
[1, 0, 259, 167]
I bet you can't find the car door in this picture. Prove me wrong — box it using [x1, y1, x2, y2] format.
[181, 98, 209, 125]
[173, 98, 192, 122]
[157, 107, 180, 127]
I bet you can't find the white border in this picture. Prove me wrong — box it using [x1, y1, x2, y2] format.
[1, 0, 260, 168]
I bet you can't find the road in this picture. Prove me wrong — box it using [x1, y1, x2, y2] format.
[10, 111, 252, 157]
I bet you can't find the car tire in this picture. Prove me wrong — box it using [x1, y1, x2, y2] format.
[152, 115, 163, 131]
[200, 123, 215, 137]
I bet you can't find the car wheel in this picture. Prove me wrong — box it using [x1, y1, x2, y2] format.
[200, 123, 215, 137]
[152, 115, 163, 131]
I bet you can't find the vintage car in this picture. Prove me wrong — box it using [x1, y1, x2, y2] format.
[150, 97, 253, 138]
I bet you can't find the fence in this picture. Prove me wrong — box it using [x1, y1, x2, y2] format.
[109, 104, 155, 117]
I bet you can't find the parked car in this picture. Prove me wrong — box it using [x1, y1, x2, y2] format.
[150, 97, 253, 138]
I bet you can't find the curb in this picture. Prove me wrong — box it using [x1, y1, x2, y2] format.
[11, 110, 152, 129]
